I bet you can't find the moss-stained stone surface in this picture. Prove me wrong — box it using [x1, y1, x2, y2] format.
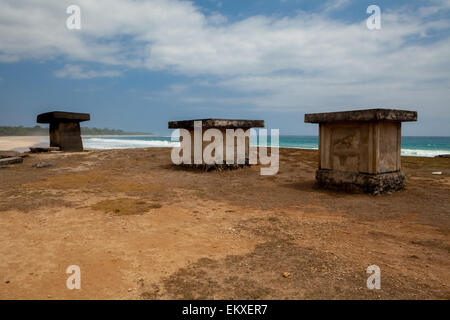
[316, 169, 406, 194]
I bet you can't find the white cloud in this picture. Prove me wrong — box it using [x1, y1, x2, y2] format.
[54, 64, 121, 79]
[419, 0, 450, 16]
[0, 53, 19, 63]
[0, 0, 449, 118]
[138, 83, 189, 100]
[323, 0, 350, 12]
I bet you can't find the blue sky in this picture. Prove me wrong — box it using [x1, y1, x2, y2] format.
[0, 0, 449, 135]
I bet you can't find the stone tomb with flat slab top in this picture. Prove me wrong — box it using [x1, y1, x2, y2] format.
[168, 118, 264, 170]
[37, 111, 90, 152]
[305, 108, 417, 194]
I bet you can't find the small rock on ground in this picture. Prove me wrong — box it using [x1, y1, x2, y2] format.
[29, 147, 60, 153]
[32, 162, 56, 168]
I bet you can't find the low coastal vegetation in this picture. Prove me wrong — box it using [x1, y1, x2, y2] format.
[0, 125, 151, 136]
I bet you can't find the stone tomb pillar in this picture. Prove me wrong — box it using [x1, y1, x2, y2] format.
[37, 111, 90, 152]
[168, 119, 264, 169]
[304, 109, 417, 194]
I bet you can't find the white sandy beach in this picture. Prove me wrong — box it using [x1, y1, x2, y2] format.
[0, 135, 159, 153]
[0, 136, 49, 152]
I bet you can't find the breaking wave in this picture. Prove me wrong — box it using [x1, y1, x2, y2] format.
[81, 135, 450, 157]
[83, 137, 179, 149]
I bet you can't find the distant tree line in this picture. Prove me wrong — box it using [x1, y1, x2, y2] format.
[0, 125, 151, 136]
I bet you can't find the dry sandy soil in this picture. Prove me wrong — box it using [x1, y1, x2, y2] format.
[0, 148, 449, 299]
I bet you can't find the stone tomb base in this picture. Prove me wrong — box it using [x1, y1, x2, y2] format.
[316, 169, 405, 194]
[49, 122, 83, 152]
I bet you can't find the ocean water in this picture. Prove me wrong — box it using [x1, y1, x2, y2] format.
[82, 135, 450, 157]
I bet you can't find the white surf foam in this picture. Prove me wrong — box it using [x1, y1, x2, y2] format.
[401, 149, 449, 157]
[82, 137, 448, 157]
[82, 137, 179, 150]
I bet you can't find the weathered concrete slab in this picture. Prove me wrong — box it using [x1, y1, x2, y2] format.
[168, 119, 264, 129]
[0, 157, 24, 165]
[37, 111, 90, 123]
[0, 151, 28, 159]
[29, 147, 60, 153]
[305, 108, 417, 123]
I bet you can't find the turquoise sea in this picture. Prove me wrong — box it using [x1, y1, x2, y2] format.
[82, 135, 450, 157]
